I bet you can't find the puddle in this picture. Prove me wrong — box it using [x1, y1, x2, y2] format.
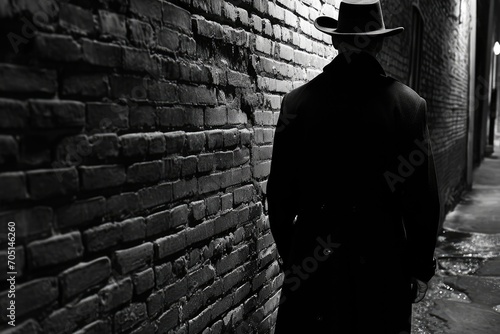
[436, 229, 500, 259]
[411, 277, 470, 333]
[437, 256, 485, 275]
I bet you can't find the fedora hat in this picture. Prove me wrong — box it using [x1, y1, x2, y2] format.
[314, 0, 404, 37]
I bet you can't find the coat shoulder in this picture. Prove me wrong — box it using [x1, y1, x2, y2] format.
[386, 77, 425, 106]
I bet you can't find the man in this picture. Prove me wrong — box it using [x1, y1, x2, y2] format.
[267, 0, 441, 333]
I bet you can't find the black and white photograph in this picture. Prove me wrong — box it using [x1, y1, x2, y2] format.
[0, 0, 500, 333]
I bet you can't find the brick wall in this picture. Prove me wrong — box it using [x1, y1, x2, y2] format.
[0, 0, 473, 333]
[378, 0, 473, 215]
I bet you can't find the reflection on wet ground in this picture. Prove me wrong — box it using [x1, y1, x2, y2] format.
[410, 151, 500, 333]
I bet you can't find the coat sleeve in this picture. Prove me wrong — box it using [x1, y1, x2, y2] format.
[401, 99, 441, 283]
[267, 93, 300, 268]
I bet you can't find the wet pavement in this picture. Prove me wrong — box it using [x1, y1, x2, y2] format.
[411, 146, 500, 333]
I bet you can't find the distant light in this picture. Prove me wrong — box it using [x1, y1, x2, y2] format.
[494, 42, 500, 56]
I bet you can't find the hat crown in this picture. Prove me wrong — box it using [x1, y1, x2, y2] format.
[342, 0, 379, 4]
[336, 0, 385, 33]
[313, 0, 404, 37]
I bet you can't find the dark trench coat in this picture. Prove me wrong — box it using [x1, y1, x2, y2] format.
[267, 51, 441, 333]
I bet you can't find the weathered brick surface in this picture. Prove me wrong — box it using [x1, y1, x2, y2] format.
[0, 0, 475, 332]
[98, 277, 133, 312]
[0, 277, 58, 321]
[27, 231, 84, 269]
[114, 243, 154, 274]
[59, 257, 111, 302]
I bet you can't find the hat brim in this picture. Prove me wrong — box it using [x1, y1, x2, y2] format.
[314, 16, 404, 37]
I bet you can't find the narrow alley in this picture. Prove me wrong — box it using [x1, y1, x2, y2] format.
[1, 0, 500, 333]
[412, 139, 500, 333]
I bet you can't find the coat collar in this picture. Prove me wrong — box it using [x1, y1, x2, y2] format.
[323, 51, 387, 78]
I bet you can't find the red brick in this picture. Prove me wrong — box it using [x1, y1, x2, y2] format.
[120, 133, 149, 157]
[147, 132, 167, 155]
[98, 277, 133, 312]
[0, 319, 40, 333]
[0, 246, 24, 280]
[158, 27, 179, 51]
[148, 80, 178, 103]
[0, 64, 57, 95]
[114, 303, 147, 333]
[221, 191, 234, 211]
[74, 320, 112, 334]
[98, 10, 126, 39]
[171, 204, 189, 227]
[132, 268, 155, 295]
[165, 131, 185, 154]
[59, 3, 95, 35]
[178, 85, 217, 105]
[215, 151, 234, 170]
[233, 184, 254, 205]
[147, 290, 164, 317]
[139, 183, 173, 209]
[89, 133, 120, 160]
[223, 128, 240, 148]
[191, 200, 206, 221]
[198, 173, 221, 194]
[59, 257, 111, 302]
[205, 130, 223, 150]
[127, 160, 163, 184]
[162, 57, 181, 80]
[80, 165, 126, 190]
[205, 106, 227, 127]
[163, 1, 191, 34]
[0, 206, 52, 240]
[193, 0, 222, 16]
[186, 132, 205, 153]
[205, 196, 220, 216]
[35, 33, 81, 62]
[57, 196, 106, 228]
[145, 209, 169, 237]
[130, 0, 161, 21]
[173, 178, 197, 200]
[11, 0, 58, 19]
[114, 242, 153, 274]
[109, 75, 147, 100]
[27, 167, 78, 200]
[228, 109, 248, 125]
[186, 220, 215, 245]
[0, 98, 29, 129]
[0, 277, 58, 321]
[62, 73, 109, 98]
[130, 105, 157, 129]
[180, 156, 197, 177]
[119, 217, 146, 242]
[0, 171, 27, 201]
[188, 265, 216, 293]
[156, 307, 179, 333]
[107, 192, 141, 219]
[82, 39, 122, 67]
[128, 18, 155, 48]
[164, 157, 182, 179]
[155, 230, 187, 259]
[234, 147, 251, 166]
[197, 153, 215, 173]
[29, 100, 85, 129]
[87, 102, 129, 131]
[123, 47, 160, 76]
[83, 222, 123, 253]
[42, 294, 100, 333]
[27, 231, 83, 269]
[255, 35, 273, 55]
